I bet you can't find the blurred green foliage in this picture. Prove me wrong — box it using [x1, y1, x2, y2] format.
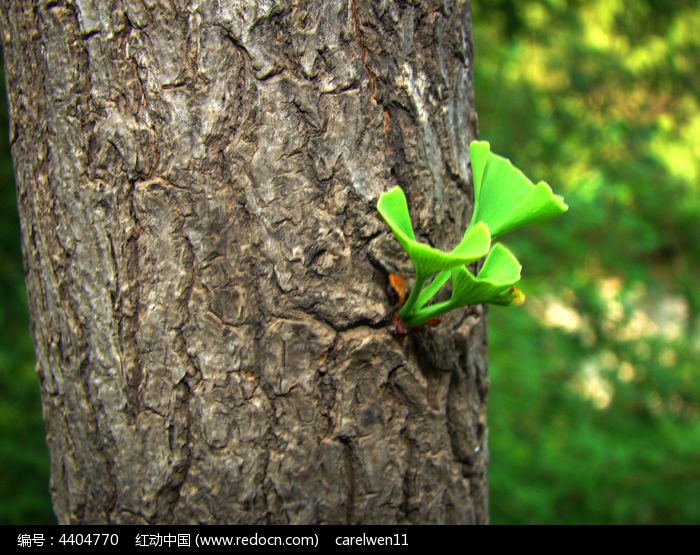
[2, 0, 699, 525]
[475, 0, 700, 523]
[0, 72, 53, 522]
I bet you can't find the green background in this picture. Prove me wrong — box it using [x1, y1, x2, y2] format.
[1, 0, 699, 523]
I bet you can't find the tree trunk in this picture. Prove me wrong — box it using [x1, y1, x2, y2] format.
[1, 0, 488, 524]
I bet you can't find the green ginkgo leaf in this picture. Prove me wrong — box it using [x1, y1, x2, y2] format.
[377, 186, 491, 276]
[470, 141, 568, 238]
[450, 243, 523, 307]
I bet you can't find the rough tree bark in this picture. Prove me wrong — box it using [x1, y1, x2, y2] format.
[1, 0, 488, 524]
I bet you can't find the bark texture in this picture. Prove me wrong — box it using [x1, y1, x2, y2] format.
[1, 0, 487, 524]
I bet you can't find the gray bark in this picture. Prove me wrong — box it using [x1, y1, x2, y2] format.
[1, 0, 488, 524]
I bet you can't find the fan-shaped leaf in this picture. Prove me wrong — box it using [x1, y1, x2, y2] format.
[378, 186, 491, 276]
[451, 243, 524, 307]
[470, 141, 568, 238]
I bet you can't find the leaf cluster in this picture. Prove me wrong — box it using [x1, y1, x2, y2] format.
[377, 140, 567, 331]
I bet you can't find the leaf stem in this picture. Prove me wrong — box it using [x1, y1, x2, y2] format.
[397, 271, 428, 321]
[415, 270, 451, 310]
[403, 299, 456, 329]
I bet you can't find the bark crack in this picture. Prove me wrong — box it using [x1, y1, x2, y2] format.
[350, 0, 377, 105]
[399, 426, 414, 522]
[337, 434, 357, 524]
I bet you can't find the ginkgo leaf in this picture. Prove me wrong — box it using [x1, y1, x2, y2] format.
[470, 141, 568, 238]
[450, 243, 524, 307]
[377, 186, 491, 277]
